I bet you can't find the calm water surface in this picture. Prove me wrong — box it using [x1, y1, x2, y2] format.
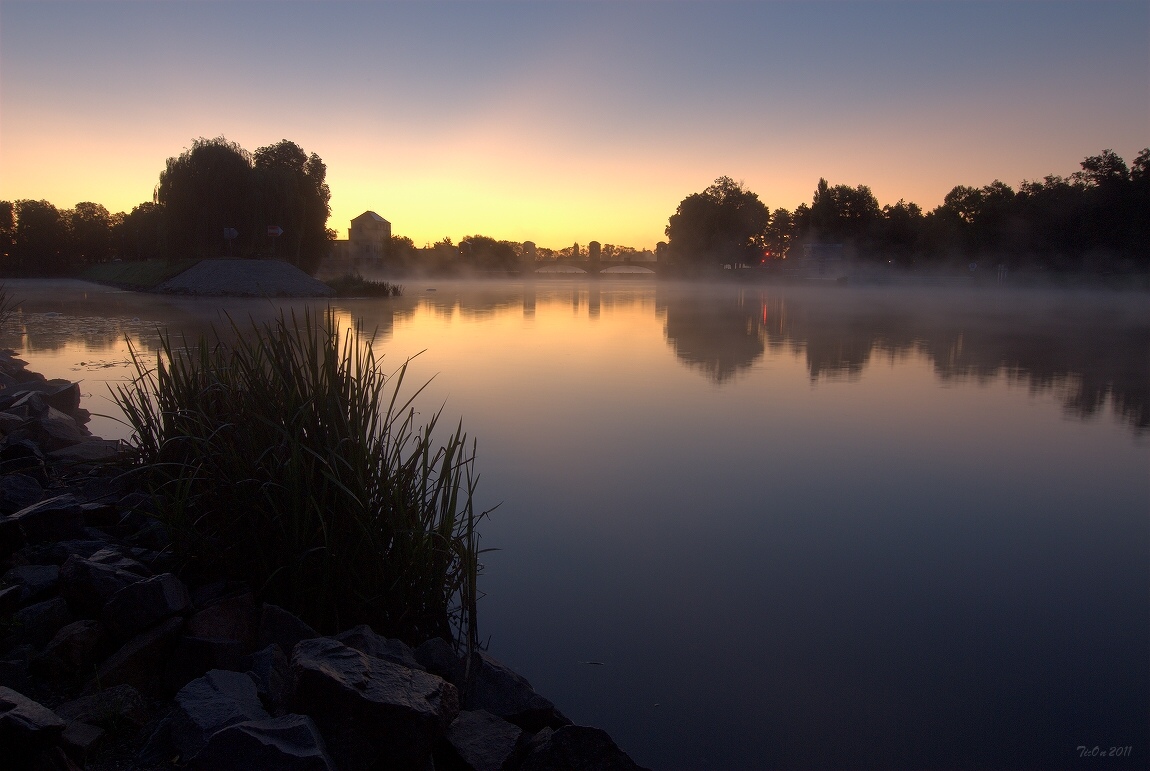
[3, 278, 1147, 770]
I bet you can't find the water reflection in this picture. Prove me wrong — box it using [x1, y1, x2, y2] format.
[655, 283, 1149, 433]
[2, 279, 1146, 435]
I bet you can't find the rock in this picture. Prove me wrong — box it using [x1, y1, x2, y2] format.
[188, 590, 257, 647]
[445, 709, 526, 771]
[190, 713, 337, 771]
[78, 501, 121, 528]
[461, 651, 570, 733]
[32, 407, 88, 450]
[61, 719, 105, 758]
[166, 636, 249, 688]
[89, 615, 183, 695]
[334, 623, 424, 670]
[32, 620, 109, 680]
[519, 724, 649, 771]
[55, 683, 151, 729]
[48, 439, 121, 465]
[291, 636, 459, 770]
[2, 563, 59, 603]
[29, 539, 109, 566]
[0, 583, 24, 614]
[0, 645, 34, 692]
[415, 636, 461, 681]
[0, 437, 47, 480]
[58, 553, 145, 617]
[0, 380, 81, 416]
[5, 495, 85, 544]
[86, 546, 151, 576]
[170, 669, 269, 759]
[244, 644, 292, 715]
[101, 572, 190, 640]
[258, 603, 319, 655]
[9, 597, 73, 649]
[0, 685, 66, 751]
[0, 473, 43, 514]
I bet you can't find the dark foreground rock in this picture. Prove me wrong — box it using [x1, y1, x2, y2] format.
[0, 350, 650, 770]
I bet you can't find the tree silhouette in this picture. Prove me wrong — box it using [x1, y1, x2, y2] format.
[665, 176, 769, 265]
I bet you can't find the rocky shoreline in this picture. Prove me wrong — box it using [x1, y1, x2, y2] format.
[0, 350, 648, 770]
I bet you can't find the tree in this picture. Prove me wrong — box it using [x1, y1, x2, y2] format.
[13, 200, 68, 275]
[155, 136, 332, 272]
[665, 176, 769, 265]
[157, 137, 253, 259]
[764, 208, 795, 259]
[252, 140, 332, 274]
[118, 202, 167, 261]
[0, 202, 14, 264]
[808, 179, 882, 247]
[65, 202, 114, 265]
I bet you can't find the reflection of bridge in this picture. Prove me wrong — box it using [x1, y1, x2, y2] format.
[532, 260, 660, 276]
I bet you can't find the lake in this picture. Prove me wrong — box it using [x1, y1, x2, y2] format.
[2, 277, 1147, 770]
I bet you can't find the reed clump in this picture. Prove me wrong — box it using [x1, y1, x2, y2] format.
[326, 272, 403, 297]
[114, 308, 485, 649]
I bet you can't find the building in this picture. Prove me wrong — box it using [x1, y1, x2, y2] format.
[328, 211, 392, 264]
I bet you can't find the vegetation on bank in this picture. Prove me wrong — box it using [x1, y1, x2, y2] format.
[325, 272, 404, 297]
[113, 309, 485, 648]
[3, 144, 1148, 279]
[665, 148, 1150, 271]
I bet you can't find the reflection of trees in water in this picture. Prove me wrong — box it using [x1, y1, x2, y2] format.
[657, 283, 1149, 433]
[658, 286, 765, 383]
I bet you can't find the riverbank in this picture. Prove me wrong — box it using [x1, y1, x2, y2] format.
[0, 351, 647, 770]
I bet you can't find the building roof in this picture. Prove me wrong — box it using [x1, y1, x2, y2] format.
[352, 211, 390, 225]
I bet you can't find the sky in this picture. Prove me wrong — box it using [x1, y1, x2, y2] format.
[1, 0, 1147, 250]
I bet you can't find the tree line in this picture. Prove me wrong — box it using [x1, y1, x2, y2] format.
[0, 137, 332, 276]
[666, 148, 1150, 271]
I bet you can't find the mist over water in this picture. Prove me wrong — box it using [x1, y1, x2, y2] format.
[2, 278, 1146, 769]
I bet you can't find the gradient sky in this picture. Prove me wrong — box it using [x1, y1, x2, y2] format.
[1, 0, 1146, 249]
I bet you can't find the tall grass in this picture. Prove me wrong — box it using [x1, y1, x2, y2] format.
[113, 308, 486, 649]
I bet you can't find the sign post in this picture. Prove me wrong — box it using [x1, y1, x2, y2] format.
[223, 228, 238, 257]
[267, 225, 283, 258]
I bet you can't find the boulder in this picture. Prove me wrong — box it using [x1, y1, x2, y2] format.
[55, 683, 151, 730]
[334, 623, 424, 671]
[445, 709, 526, 771]
[32, 620, 109, 680]
[258, 603, 319, 655]
[461, 651, 570, 732]
[2, 563, 59, 603]
[190, 713, 337, 771]
[31, 407, 88, 450]
[9, 597, 73, 649]
[0, 437, 47, 480]
[166, 636, 249, 688]
[415, 636, 461, 681]
[58, 553, 145, 617]
[48, 439, 121, 465]
[61, 719, 105, 759]
[519, 725, 649, 771]
[101, 572, 190, 640]
[170, 669, 269, 759]
[0, 473, 43, 514]
[291, 636, 459, 770]
[188, 590, 257, 648]
[89, 615, 183, 695]
[244, 644, 292, 715]
[5, 495, 85, 544]
[0, 686, 66, 753]
[0, 583, 23, 614]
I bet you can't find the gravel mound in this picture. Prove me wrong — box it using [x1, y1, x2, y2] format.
[157, 259, 335, 297]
